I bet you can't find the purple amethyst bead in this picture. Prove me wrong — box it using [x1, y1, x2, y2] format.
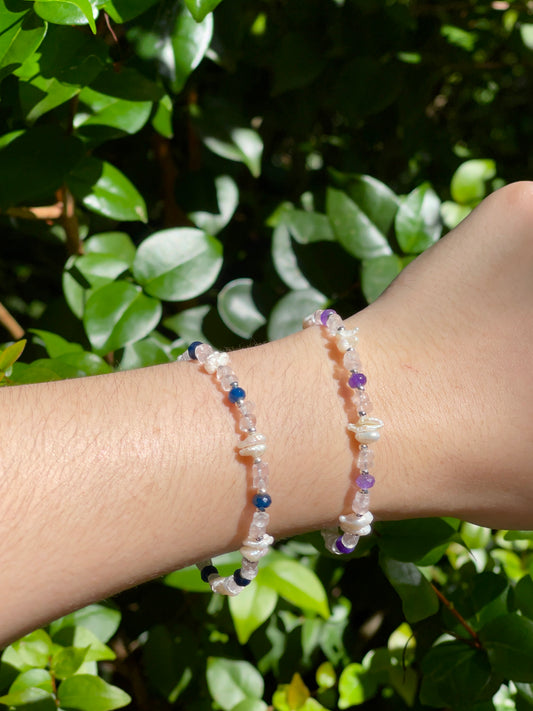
[335, 536, 355, 554]
[356, 473, 375, 489]
[349, 372, 367, 389]
[320, 309, 336, 325]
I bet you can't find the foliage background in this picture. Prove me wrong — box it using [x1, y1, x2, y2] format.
[0, 0, 533, 709]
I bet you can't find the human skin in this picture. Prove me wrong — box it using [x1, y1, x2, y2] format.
[0, 181, 531, 646]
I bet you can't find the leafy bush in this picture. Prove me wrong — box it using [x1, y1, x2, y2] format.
[0, 0, 532, 709]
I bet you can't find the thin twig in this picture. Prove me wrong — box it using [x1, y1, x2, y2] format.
[0, 303, 24, 340]
[60, 186, 83, 256]
[431, 583, 483, 649]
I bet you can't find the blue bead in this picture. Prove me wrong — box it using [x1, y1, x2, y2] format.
[253, 493, 272, 510]
[233, 569, 251, 587]
[228, 386, 245, 403]
[188, 341, 203, 360]
[200, 564, 218, 582]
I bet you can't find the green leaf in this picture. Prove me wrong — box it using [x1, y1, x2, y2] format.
[85, 232, 136, 266]
[267, 288, 325, 341]
[376, 518, 458, 564]
[163, 305, 210, 344]
[395, 182, 442, 254]
[420, 642, 493, 708]
[330, 172, 399, 236]
[0, 125, 84, 208]
[30, 330, 82, 358]
[204, 128, 263, 178]
[75, 87, 152, 139]
[229, 577, 279, 644]
[84, 282, 162, 355]
[450, 159, 497, 205]
[260, 554, 329, 618]
[515, 575, 533, 620]
[231, 700, 268, 711]
[184, 0, 223, 22]
[217, 278, 266, 339]
[316, 662, 336, 690]
[361, 255, 403, 303]
[0, 7, 46, 81]
[3, 630, 53, 670]
[0, 339, 26, 370]
[68, 157, 147, 222]
[480, 613, 533, 682]
[189, 175, 239, 235]
[102, 0, 159, 23]
[120, 336, 172, 369]
[133, 228, 223, 301]
[164, 552, 242, 592]
[33, 0, 97, 33]
[49, 604, 121, 644]
[58, 674, 131, 711]
[170, 4, 213, 93]
[52, 626, 116, 663]
[440, 201, 472, 229]
[271, 224, 311, 291]
[152, 95, 174, 138]
[326, 188, 392, 259]
[51, 645, 90, 680]
[282, 210, 335, 244]
[380, 556, 439, 623]
[9, 669, 53, 694]
[338, 664, 370, 708]
[206, 658, 264, 711]
[0, 687, 56, 708]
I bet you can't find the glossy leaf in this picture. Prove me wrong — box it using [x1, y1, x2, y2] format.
[0, 339, 26, 371]
[189, 175, 239, 235]
[480, 614, 533, 682]
[33, 0, 97, 33]
[331, 172, 399, 236]
[380, 556, 439, 623]
[152, 95, 174, 138]
[133, 228, 223, 301]
[206, 658, 264, 711]
[395, 182, 442, 254]
[163, 305, 210, 344]
[204, 128, 263, 178]
[83, 282, 162, 355]
[450, 159, 497, 205]
[30, 330, 82, 358]
[0, 7, 46, 80]
[282, 209, 335, 244]
[361, 255, 403, 303]
[271, 224, 311, 290]
[420, 642, 493, 708]
[57, 674, 131, 711]
[120, 336, 172, 369]
[102, 0, 159, 23]
[376, 518, 459, 564]
[267, 288, 325, 341]
[68, 157, 148, 222]
[170, 5, 213, 93]
[185, 0, 223, 22]
[0, 125, 83, 208]
[51, 646, 90, 680]
[441, 200, 472, 229]
[261, 555, 329, 618]
[229, 577, 279, 644]
[8, 669, 53, 694]
[52, 626, 116, 663]
[75, 87, 152, 138]
[49, 604, 121, 644]
[217, 278, 266, 338]
[338, 663, 366, 708]
[326, 188, 392, 259]
[0, 687, 56, 708]
[515, 575, 533, 620]
[84, 232, 136, 266]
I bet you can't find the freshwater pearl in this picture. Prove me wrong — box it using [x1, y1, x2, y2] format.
[240, 533, 274, 561]
[347, 416, 384, 443]
[238, 432, 267, 457]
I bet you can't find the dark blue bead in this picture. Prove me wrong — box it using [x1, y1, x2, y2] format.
[188, 341, 203, 360]
[253, 493, 272, 510]
[233, 569, 251, 587]
[200, 564, 218, 582]
[228, 386, 245, 403]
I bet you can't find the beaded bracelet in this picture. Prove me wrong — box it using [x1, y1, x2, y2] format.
[303, 309, 383, 555]
[178, 341, 274, 595]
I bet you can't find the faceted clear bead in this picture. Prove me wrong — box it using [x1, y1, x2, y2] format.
[195, 343, 214, 364]
[341, 533, 360, 548]
[343, 350, 362, 370]
[354, 391, 373, 414]
[326, 313, 343, 333]
[252, 460, 269, 489]
[204, 351, 229, 374]
[239, 414, 257, 432]
[217, 365, 238, 390]
[357, 447, 375, 470]
[249, 511, 269, 538]
[353, 490, 370, 514]
[238, 400, 255, 416]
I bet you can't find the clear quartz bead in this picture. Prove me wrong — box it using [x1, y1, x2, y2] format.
[195, 343, 213, 364]
[205, 351, 229, 373]
[249, 511, 269, 538]
[341, 533, 360, 548]
[357, 447, 375, 470]
[336, 329, 359, 352]
[238, 400, 255, 416]
[354, 391, 373, 413]
[239, 414, 257, 432]
[217, 365, 238, 390]
[343, 350, 362, 370]
[252, 460, 269, 489]
[353, 490, 370, 514]
[326, 313, 343, 333]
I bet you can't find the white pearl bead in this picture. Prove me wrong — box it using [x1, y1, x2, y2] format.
[240, 533, 274, 561]
[347, 416, 384, 444]
[238, 432, 267, 457]
[339, 511, 373, 534]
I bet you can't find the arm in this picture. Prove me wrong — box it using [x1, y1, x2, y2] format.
[0, 182, 532, 645]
